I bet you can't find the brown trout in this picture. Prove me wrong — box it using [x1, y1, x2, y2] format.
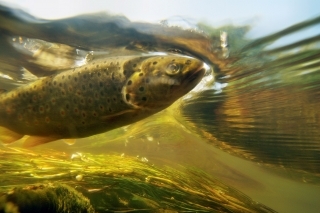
[0, 54, 205, 147]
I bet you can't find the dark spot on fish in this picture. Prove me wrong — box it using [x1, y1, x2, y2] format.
[107, 98, 110, 103]
[146, 78, 150, 83]
[82, 85, 86, 90]
[113, 97, 116, 102]
[185, 60, 191, 65]
[116, 62, 119, 65]
[85, 67, 88, 70]
[142, 97, 147, 101]
[74, 108, 79, 113]
[68, 86, 73, 92]
[51, 98, 56, 104]
[32, 106, 37, 112]
[161, 57, 164, 59]
[127, 80, 132, 85]
[45, 104, 49, 109]
[53, 81, 57, 85]
[99, 82, 103, 87]
[153, 61, 157, 65]
[33, 85, 36, 89]
[100, 91, 104, 96]
[62, 75, 65, 79]
[88, 98, 92, 104]
[93, 62, 95, 65]
[133, 63, 137, 68]
[18, 93, 21, 97]
[49, 89, 53, 93]
[68, 75, 71, 79]
[82, 121, 85, 125]
[83, 74, 87, 79]
[172, 59, 175, 62]
[94, 92, 98, 99]
[73, 99, 77, 104]
[139, 86, 144, 92]
[99, 105, 104, 111]
[123, 70, 127, 75]
[139, 73, 143, 76]
[110, 62, 113, 65]
[45, 117, 50, 123]
[104, 61, 106, 63]
[74, 77, 77, 82]
[49, 82, 52, 86]
[82, 112, 86, 117]
[61, 91, 65, 95]
[59, 83, 62, 87]
[89, 83, 93, 88]
[108, 108, 112, 112]
[92, 112, 97, 117]
[77, 91, 81, 95]
[80, 99, 84, 104]
[66, 104, 69, 109]
[112, 72, 115, 80]
[98, 72, 101, 77]
[117, 87, 121, 92]
[60, 109, 65, 116]
[126, 94, 130, 101]
[42, 87, 45, 91]
[39, 106, 44, 112]
[96, 65, 99, 68]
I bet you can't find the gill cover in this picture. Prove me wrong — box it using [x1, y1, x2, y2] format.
[122, 55, 204, 109]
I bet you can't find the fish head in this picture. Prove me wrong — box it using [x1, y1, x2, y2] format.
[122, 55, 205, 110]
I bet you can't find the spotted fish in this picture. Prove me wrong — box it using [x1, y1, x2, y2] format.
[0, 54, 205, 147]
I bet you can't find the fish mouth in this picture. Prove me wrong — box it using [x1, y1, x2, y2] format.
[183, 65, 206, 88]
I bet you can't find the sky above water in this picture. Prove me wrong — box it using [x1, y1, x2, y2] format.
[2, 0, 320, 37]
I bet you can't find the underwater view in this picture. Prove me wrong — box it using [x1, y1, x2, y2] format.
[0, 0, 320, 212]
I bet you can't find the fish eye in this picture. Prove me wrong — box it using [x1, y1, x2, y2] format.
[166, 63, 180, 75]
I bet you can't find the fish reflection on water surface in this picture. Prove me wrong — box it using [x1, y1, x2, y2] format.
[0, 3, 320, 213]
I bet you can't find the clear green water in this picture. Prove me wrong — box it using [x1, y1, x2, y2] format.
[0, 4, 320, 213]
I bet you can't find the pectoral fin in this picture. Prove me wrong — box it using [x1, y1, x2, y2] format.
[0, 126, 24, 144]
[63, 139, 76, 145]
[100, 110, 136, 122]
[23, 135, 61, 148]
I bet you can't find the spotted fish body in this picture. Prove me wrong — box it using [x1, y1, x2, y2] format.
[0, 54, 205, 147]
